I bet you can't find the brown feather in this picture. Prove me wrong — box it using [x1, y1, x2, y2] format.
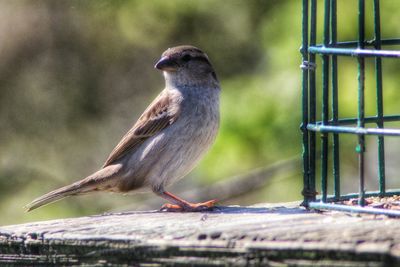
[102, 90, 180, 167]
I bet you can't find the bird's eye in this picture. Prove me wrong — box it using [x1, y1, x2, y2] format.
[182, 54, 191, 62]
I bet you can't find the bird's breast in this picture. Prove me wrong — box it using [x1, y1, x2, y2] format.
[122, 86, 220, 192]
[151, 87, 220, 187]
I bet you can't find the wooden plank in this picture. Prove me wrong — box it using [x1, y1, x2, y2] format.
[0, 202, 399, 266]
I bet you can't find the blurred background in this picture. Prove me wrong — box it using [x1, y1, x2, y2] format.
[1, 0, 399, 225]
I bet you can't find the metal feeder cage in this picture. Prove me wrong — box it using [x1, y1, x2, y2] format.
[301, 0, 400, 216]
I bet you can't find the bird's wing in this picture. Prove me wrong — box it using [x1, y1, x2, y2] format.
[102, 90, 180, 167]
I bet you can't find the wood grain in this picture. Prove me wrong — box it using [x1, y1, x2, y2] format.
[1, 202, 399, 266]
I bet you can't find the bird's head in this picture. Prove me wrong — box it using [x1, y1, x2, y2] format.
[155, 45, 218, 87]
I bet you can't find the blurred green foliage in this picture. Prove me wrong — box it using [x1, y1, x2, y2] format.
[1, 1, 399, 225]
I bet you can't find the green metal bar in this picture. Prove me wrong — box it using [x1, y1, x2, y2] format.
[374, 0, 385, 197]
[301, 0, 310, 206]
[330, 0, 340, 200]
[315, 188, 400, 202]
[321, 0, 331, 203]
[312, 38, 400, 48]
[328, 115, 400, 125]
[308, 46, 400, 58]
[357, 0, 366, 206]
[309, 0, 317, 202]
[307, 124, 400, 136]
[309, 202, 400, 217]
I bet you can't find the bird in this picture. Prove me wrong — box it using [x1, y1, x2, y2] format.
[25, 45, 221, 212]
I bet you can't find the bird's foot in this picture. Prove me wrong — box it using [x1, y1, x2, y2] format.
[160, 199, 217, 212]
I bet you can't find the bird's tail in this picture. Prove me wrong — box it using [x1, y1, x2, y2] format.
[25, 165, 121, 212]
[25, 181, 91, 212]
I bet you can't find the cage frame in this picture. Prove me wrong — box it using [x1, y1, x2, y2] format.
[301, 0, 400, 216]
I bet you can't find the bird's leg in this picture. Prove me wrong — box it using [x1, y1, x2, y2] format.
[157, 191, 217, 212]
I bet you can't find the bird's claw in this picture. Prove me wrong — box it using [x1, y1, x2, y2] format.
[160, 199, 218, 212]
[160, 203, 183, 212]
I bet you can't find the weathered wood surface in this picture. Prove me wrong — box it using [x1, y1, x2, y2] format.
[1, 202, 400, 266]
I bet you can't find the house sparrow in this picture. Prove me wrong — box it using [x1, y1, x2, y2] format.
[26, 45, 221, 212]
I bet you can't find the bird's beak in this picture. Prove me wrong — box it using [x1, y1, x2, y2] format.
[154, 56, 178, 71]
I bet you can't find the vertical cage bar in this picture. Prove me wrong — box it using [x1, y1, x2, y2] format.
[357, 0, 366, 206]
[373, 0, 385, 197]
[301, 0, 310, 206]
[330, 0, 340, 200]
[309, 0, 317, 201]
[321, 0, 331, 202]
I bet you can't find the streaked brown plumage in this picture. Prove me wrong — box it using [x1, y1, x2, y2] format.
[26, 45, 221, 212]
